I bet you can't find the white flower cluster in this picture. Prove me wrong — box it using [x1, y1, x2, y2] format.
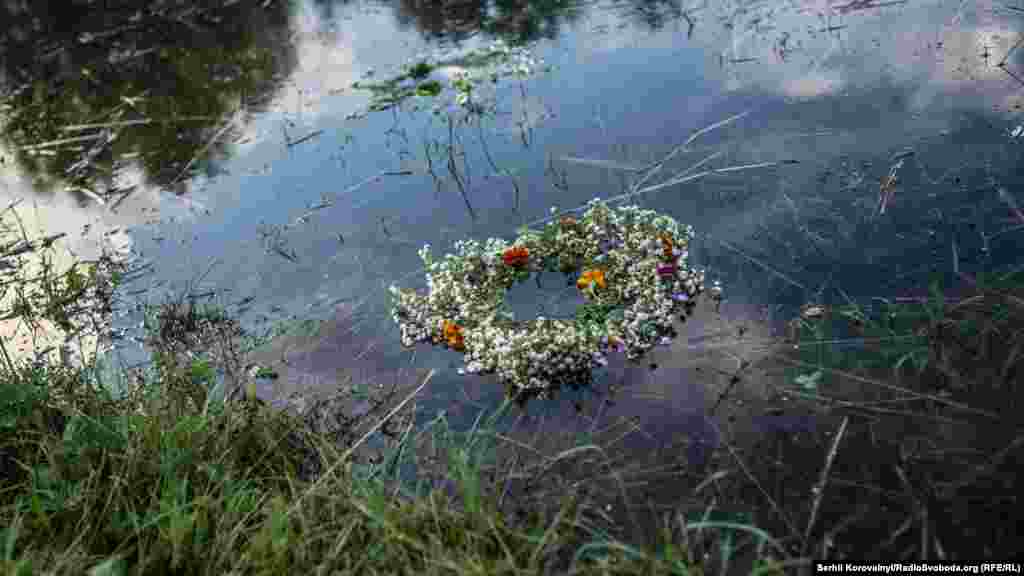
[389, 200, 720, 392]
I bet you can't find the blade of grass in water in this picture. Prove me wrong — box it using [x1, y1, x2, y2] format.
[285, 369, 435, 519]
[58, 116, 219, 131]
[717, 238, 807, 291]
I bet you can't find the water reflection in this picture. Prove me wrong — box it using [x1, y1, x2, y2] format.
[389, 0, 586, 45]
[0, 0, 296, 206]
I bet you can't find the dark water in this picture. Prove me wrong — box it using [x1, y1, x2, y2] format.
[2, 0, 1022, 561]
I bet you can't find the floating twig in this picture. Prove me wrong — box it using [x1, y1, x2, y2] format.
[58, 117, 218, 131]
[951, 238, 959, 276]
[560, 156, 648, 172]
[271, 246, 297, 263]
[683, 11, 695, 39]
[834, 0, 907, 14]
[876, 158, 904, 217]
[18, 134, 107, 150]
[997, 187, 1024, 224]
[286, 129, 324, 148]
[630, 109, 752, 195]
[170, 109, 240, 188]
[718, 237, 808, 291]
[801, 416, 849, 557]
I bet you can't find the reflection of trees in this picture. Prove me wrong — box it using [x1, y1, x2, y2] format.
[390, 0, 584, 46]
[0, 0, 297, 206]
[386, 0, 690, 47]
[617, 0, 685, 31]
[309, 0, 356, 21]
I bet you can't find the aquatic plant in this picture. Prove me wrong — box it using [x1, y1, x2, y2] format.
[349, 39, 553, 119]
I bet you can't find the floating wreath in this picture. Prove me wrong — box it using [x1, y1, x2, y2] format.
[389, 199, 723, 394]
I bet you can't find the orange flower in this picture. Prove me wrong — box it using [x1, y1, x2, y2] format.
[576, 268, 607, 291]
[658, 233, 675, 259]
[502, 246, 530, 268]
[442, 320, 466, 351]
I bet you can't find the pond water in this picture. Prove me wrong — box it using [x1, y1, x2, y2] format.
[2, 0, 1022, 559]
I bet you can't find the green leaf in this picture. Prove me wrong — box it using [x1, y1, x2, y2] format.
[254, 367, 279, 380]
[795, 370, 823, 391]
[408, 61, 434, 79]
[189, 359, 215, 386]
[415, 80, 442, 97]
[87, 553, 124, 573]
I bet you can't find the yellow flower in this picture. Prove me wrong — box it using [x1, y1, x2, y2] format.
[576, 269, 607, 291]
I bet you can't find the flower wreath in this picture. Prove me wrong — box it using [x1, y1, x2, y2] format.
[389, 199, 723, 394]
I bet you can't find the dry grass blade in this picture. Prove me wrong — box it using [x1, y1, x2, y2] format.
[17, 134, 107, 150]
[693, 469, 731, 495]
[717, 238, 807, 291]
[834, 0, 907, 14]
[615, 159, 793, 203]
[628, 109, 751, 195]
[285, 369, 435, 519]
[560, 156, 649, 172]
[800, 416, 849, 558]
[682, 110, 751, 151]
[169, 109, 241, 188]
[773, 355, 1000, 420]
[875, 159, 904, 217]
[943, 434, 1024, 493]
[515, 157, 793, 231]
[997, 187, 1024, 225]
[58, 116, 219, 131]
[287, 129, 324, 148]
[704, 419, 802, 541]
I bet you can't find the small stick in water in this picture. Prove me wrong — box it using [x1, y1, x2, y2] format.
[998, 187, 1024, 224]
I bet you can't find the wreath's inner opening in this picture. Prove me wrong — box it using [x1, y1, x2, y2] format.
[499, 268, 591, 325]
